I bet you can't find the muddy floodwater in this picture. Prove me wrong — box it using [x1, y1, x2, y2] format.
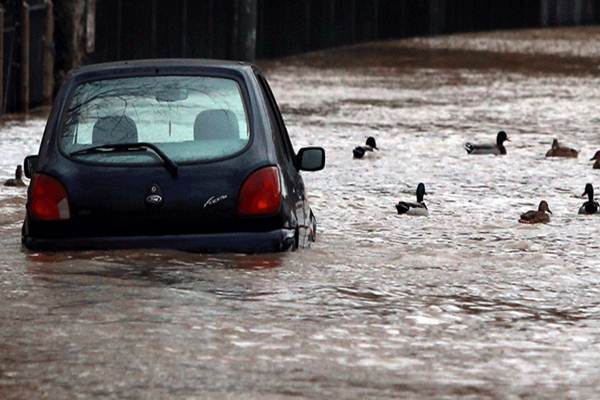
[3, 28, 600, 399]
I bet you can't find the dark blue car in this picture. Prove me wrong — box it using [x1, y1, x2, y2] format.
[22, 59, 325, 253]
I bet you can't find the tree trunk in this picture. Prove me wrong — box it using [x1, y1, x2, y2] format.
[236, 0, 257, 61]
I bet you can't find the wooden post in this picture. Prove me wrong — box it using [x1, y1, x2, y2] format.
[208, 0, 214, 58]
[574, 0, 584, 25]
[0, 6, 4, 115]
[43, 0, 54, 105]
[429, 0, 446, 35]
[349, 0, 356, 43]
[86, 0, 96, 54]
[399, 0, 408, 37]
[584, 0, 595, 24]
[540, 0, 549, 26]
[373, 0, 379, 40]
[115, 0, 121, 60]
[556, 0, 570, 25]
[237, 0, 257, 61]
[328, 0, 335, 46]
[230, 0, 239, 59]
[181, 0, 187, 57]
[360, 0, 380, 41]
[304, 0, 311, 52]
[21, 1, 30, 113]
[151, 0, 157, 55]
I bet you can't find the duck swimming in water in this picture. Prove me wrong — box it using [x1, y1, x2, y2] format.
[519, 200, 551, 224]
[545, 139, 578, 158]
[396, 183, 428, 216]
[353, 137, 378, 159]
[579, 183, 599, 215]
[590, 151, 600, 169]
[3, 165, 26, 187]
[465, 130, 509, 155]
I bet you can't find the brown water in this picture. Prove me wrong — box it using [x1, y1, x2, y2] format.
[2, 28, 600, 399]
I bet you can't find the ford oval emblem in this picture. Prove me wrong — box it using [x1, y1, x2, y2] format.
[145, 194, 163, 206]
[145, 184, 164, 208]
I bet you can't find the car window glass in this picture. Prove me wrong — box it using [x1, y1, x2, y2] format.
[60, 75, 250, 164]
[256, 77, 289, 162]
[256, 75, 296, 160]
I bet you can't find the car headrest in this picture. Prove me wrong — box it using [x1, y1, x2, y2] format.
[92, 115, 138, 145]
[194, 109, 240, 141]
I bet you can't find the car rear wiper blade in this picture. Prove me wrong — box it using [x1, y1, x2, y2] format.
[70, 142, 178, 178]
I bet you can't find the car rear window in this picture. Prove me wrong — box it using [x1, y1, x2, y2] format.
[60, 75, 250, 164]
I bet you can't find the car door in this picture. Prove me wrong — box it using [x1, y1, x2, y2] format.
[255, 72, 309, 246]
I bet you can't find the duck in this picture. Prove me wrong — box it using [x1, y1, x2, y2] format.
[590, 151, 600, 169]
[519, 200, 551, 224]
[545, 139, 578, 158]
[579, 183, 599, 215]
[465, 130, 509, 155]
[3, 165, 26, 187]
[353, 137, 378, 159]
[396, 183, 428, 216]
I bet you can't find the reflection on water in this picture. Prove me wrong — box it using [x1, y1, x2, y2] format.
[2, 28, 600, 398]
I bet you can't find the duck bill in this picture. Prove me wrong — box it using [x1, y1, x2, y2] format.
[581, 192, 587, 198]
[547, 210, 552, 214]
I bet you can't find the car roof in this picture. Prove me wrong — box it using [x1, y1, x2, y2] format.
[69, 59, 258, 79]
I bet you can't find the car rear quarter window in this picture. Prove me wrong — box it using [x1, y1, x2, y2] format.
[256, 74, 296, 164]
[60, 75, 250, 164]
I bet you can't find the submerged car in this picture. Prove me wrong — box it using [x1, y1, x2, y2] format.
[22, 59, 325, 253]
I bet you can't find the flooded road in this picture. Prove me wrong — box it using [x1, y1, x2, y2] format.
[2, 28, 600, 398]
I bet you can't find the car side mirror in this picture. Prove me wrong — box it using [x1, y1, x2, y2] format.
[296, 147, 325, 171]
[24, 155, 39, 179]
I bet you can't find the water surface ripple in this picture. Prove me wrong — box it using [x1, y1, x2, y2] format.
[2, 29, 600, 399]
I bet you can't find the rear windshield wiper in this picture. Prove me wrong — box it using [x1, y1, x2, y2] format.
[70, 142, 178, 178]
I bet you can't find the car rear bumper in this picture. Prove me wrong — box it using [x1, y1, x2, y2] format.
[22, 229, 297, 253]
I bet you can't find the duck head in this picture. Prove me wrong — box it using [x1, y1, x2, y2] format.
[496, 131, 509, 146]
[590, 151, 600, 161]
[582, 183, 594, 201]
[538, 200, 552, 214]
[366, 137, 378, 150]
[15, 165, 23, 180]
[416, 183, 427, 203]
[551, 139, 560, 149]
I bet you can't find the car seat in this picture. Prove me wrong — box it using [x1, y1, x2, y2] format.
[92, 115, 138, 145]
[193, 109, 239, 141]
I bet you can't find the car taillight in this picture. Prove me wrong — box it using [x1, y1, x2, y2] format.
[238, 166, 281, 216]
[30, 174, 71, 221]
